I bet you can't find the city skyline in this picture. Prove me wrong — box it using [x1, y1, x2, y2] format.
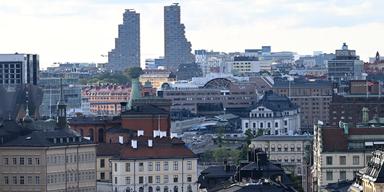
[1, 0, 384, 68]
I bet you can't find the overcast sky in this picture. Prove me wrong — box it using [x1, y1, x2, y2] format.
[0, 0, 383, 69]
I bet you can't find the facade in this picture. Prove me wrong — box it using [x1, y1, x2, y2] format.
[139, 69, 176, 89]
[39, 74, 82, 118]
[365, 51, 384, 74]
[110, 137, 198, 192]
[158, 76, 258, 115]
[0, 53, 39, 86]
[108, 9, 140, 72]
[272, 79, 333, 133]
[242, 91, 300, 135]
[81, 85, 156, 116]
[227, 56, 261, 74]
[250, 135, 312, 192]
[329, 95, 384, 127]
[164, 3, 195, 72]
[327, 43, 364, 82]
[311, 124, 384, 191]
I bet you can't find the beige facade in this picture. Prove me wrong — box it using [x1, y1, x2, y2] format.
[97, 156, 112, 182]
[0, 144, 96, 192]
[111, 158, 198, 192]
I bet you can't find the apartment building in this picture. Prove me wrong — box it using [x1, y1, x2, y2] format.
[273, 79, 333, 133]
[109, 137, 198, 192]
[312, 123, 384, 191]
[242, 91, 300, 135]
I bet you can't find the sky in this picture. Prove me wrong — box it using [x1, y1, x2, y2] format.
[0, 0, 384, 69]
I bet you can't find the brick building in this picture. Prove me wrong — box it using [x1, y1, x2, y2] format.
[272, 79, 333, 133]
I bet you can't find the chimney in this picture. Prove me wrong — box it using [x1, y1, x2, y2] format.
[131, 140, 137, 149]
[170, 133, 177, 138]
[153, 130, 160, 137]
[119, 136, 124, 144]
[160, 131, 167, 138]
[362, 107, 369, 124]
[138, 130, 144, 137]
[148, 139, 153, 147]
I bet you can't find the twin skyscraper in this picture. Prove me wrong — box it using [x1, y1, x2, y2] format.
[108, 3, 195, 72]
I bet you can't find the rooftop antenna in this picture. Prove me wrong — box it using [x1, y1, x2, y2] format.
[49, 84, 52, 118]
[25, 90, 30, 117]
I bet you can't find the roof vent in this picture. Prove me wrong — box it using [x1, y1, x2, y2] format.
[119, 136, 124, 144]
[138, 130, 144, 137]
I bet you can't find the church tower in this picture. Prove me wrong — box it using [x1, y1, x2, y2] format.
[56, 78, 67, 129]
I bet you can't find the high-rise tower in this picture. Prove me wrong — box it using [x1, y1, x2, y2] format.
[164, 3, 195, 72]
[108, 9, 140, 72]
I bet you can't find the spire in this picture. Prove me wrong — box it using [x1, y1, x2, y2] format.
[376, 51, 380, 63]
[25, 90, 30, 117]
[56, 78, 67, 129]
[128, 78, 141, 109]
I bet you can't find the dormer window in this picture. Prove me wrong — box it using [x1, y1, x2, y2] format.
[60, 138, 64, 143]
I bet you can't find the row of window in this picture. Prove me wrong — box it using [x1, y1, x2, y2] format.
[3, 157, 40, 166]
[115, 184, 193, 192]
[116, 175, 193, 185]
[245, 121, 287, 129]
[271, 157, 302, 163]
[114, 161, 193, 172]
[47, 153, 95, 165]
[325, 155, 363, 166]
[47, 170, 96, 184]
[4, 176, 40, 185]
[325, 170, 358, 181]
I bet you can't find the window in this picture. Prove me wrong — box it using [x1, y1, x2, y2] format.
[36, 176, 40, 184]
[275, 122, 279, 127]
[4, 158, 8, 165]
[174, 186, 178, 192]
[164, 175, 169, 183]
[326, 171, 333, 181]
[35, 158, 40, 165]
[100, 172, 105, 180]
[173, 175, 178, 183]
[149, 187, 153, 192]
[353, 156, 359, 165]
[27, 176, 32, 184]
[278, 147, 282, 152]
[271, 147, 275, 152]
[148, 176, 153, 183]
[164, 186, 169, 192]
[284, 147, 288, 152]
[114, 177, 117, 184]
[13, 158, 17, 165]
[187, 185, 192, 192]
[139, 162, 144, 172]
[291, 147, 295, 152]
[164, 161, 169, 171]
[100, 159, 105, 168]
[156, 176, 160, 183]
[13, 176, 17, 184]
[260, 122, 264, 128]
[28, 158, 32, 165]
[187, 161, 192, 170]
[297, 147, 301, 151]
[326, 156, 333, 165]
[125, 163, 130, 172]
[173, 161, 178, 171]
[139, 176, 144, 184]
[245, 122, 248, 128]
[126, 177, 131, 184]
[155, 161, 160, 171]
[340, 171, 346, 180]
[148, 162, 153, 171]
[187, 175, 192, 182]
[4, 176, 9, 184]
[339, 156, 346, 165]
[156, 186, 161, 192]
[20, 176, 24, 184]
[114, 163, 117, 172]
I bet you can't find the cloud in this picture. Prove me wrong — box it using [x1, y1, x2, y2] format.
[0, 0, 383, 68]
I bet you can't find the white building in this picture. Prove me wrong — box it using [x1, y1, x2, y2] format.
[242, 91, 300, 135]
[110, 137, 198, 192]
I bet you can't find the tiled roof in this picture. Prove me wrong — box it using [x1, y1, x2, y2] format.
[109, 137, 197, 160]
[97, 143, 124, 157]
[0, 129, 92, 147]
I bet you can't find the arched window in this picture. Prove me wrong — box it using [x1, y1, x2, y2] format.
[174, 186, 178, 192]
[149, 186, 153, 192]
[187, 185, 192, 192]
[156, 186, 161, 192]
[164, 186, 169, 192]
[80, 129, 84, 136]
[126, 187, 131, 192]
[98, 128, 105, 143]
[139, 187, 144, 192]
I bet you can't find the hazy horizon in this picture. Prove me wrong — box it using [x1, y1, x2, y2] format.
[1, 0, 383, 69]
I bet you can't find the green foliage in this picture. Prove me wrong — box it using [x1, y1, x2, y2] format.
[201, 148, 242, 164]
[125, 67, 143, 79]
[244, 128, 254, 145]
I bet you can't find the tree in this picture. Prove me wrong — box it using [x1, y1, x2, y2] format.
[244, 128, 254, 145]
[125, 67, 143, 79]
